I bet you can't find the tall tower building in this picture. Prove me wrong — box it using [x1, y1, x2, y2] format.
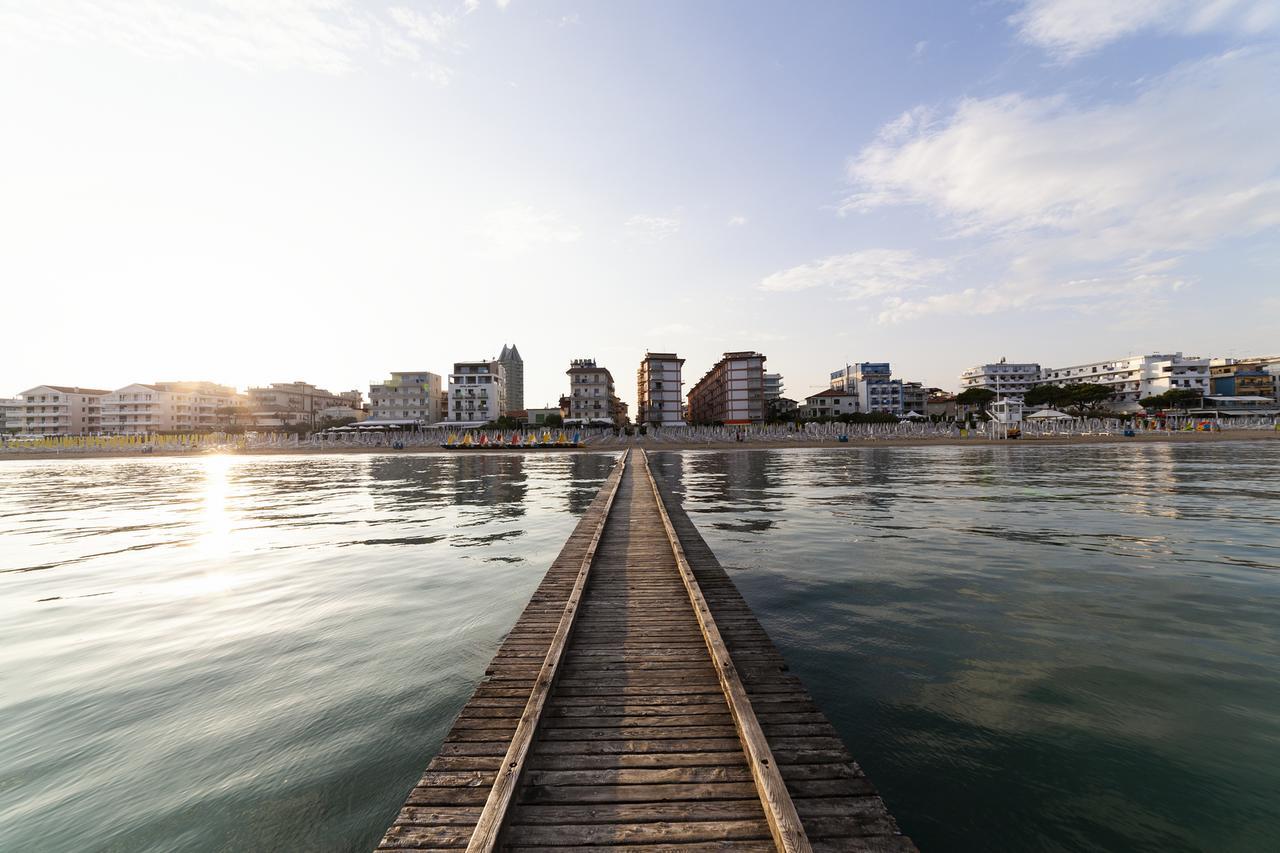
[498, 343, 524, 413]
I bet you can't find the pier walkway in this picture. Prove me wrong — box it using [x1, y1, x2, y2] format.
[377, 449, 915, 852]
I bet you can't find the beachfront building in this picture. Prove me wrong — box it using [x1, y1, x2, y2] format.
[1210, 357, 1280, 400]
[497, 344, 524, 415]
[637, 352, 686, 427]
[448, 362, 505, 426]
[926, 389, 958, 420]
[1, 398, 23, 433]
[763, 373, 784, 401]
[901, 382, 927, 416]
[828, 362, 904, 414]
[566, 359, 620, 426]
[687, 351, 767, 425]
[369, 371, 445, 428]
[959, 359, 1042, 402]
[1039, 353, 1211, 413]
[247, 381, 362, 427]
[802, 388, 857, 419]
[16, 385, 110, 435]
[100, 381, 242, 434]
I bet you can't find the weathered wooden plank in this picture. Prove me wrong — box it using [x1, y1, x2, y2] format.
[636, 450, 813, 853]
[462, 450, 629, 853]
[378, 448, 913, 852]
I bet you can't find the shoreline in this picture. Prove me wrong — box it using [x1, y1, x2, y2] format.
[2, 430, 1277, 462]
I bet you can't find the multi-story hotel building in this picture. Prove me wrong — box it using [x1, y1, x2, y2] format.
[369, 371, 445, 426]
[1, 397, 23, 433]
[763, 373, 784, 401]
[830, 363, 903, 415]
[497, 344, 524, 414]
[1210, 357, 1280, 400]
[959, 360, 1042, 402]
[901, 381, 927, 415]
[1039, 353, 1210, 412]
[248, 381, 363, 422]
[566, 359, 620, 425]
[447, 362, 504, 425]
[16, 385, 109, 435]
[100, 381, 242, 434]
[636, 352, 685, 427]
[687, 351, 767, 425]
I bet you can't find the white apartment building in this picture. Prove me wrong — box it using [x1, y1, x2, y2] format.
[959, 360, 1042, 402]
[637, 352, 685, 427]
[763, 373, 784, 400]
[830, 363, 902, 414]
[802, 389, 857, 418]
[448, 362, 505, 425]
[16, 386, 109, 435]
[369, 371, 445, 426]
[1040, 352, 1210, 412]
[100, 381, 242, 434]
[567, 359, 620, 425]
[2, 398, 23, 432]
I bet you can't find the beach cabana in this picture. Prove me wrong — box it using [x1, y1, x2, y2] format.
[901, 410, 925, 420]
[1026, 409, 1073, 420]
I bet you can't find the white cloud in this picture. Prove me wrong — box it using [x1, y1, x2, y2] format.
[1011, 0, 1280, 60]
[799, 48, 1280, 324]
[846, 48, 1280, 257]
[626, 214, 681, 240]
[760, 249, 946, 299]
[912, 40, 928, 58]
[485, 205, 583, 252]
[0, 0, 468, 80]
[559, 13, 581, 28]
[727, 215, 748, 227]
[388, 6, 457, 48]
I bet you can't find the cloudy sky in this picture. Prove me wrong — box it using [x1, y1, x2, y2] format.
[2, 0, 1277, 408]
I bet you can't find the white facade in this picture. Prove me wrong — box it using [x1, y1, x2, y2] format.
[370, 371, 445, 425]
[637, 352, 685, 427]
[829, 363, 903, 414]
[1040, 352, 1210, 413]
[802, 389, 857, 418]
[448, 362, 505, 424]
[100, 381, 242, 434]
[567, 358, 619, 425]
[2, 397, 25, 432]
[959, 360, 1042, 402]
[763, 373, 784, 400]
[16, 385, 109, 435]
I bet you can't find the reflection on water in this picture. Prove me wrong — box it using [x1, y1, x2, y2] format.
[0, 451, 617, 853]
[650, 443, 1280, 853]
[5, 444, 1278, 853]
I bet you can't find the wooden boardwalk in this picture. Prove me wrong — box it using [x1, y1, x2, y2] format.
[378, 449, 915, 852]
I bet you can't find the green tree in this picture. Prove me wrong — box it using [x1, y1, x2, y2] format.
[542, 413, 564, 427]
[1063, 383, 1114, 414]
[955, 387, 997, 410]
[1023, 384, 1070, 408]
[1140, 388, 1202, 410]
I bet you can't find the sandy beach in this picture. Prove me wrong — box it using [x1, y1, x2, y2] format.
[3, 429, 1277, 462]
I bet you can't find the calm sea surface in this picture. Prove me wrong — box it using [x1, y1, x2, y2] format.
[2, 444, 1278, 852]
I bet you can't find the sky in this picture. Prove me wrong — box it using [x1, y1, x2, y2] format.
[1, 0, 1278, 409]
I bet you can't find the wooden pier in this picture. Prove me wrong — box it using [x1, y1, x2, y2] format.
[378, 449, 915, 852]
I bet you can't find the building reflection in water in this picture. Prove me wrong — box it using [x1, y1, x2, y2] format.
[564, 452, 622, 515]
